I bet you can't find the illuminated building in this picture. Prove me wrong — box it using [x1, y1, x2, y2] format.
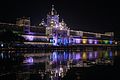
[0, 5, 115, 46]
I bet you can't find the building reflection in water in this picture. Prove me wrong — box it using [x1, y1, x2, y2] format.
[0, 50, 116, 80]
[37, 50, 114, 79]
[24, 57, 33, 64]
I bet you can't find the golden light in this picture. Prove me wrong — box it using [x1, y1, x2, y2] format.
[82, 52, 87, 61]
[82, 39, 87, 44]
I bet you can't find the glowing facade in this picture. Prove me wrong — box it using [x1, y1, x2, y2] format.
[0, 5, 115, 46]
[45, 5, 69, 46]
[43, 5, 114, 46]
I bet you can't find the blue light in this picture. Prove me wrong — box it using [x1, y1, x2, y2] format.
[58, 38, 62, 45]
[64, 52, 68, 60]
[109, 51, 113, 59]
[52, 52, 57, 61]
[58, 38, 61, 43]
[50, 38, 54, 43]
[110, 41, 112, 44]
[53, 36, 58, 46]
[64, 38, 68, 45]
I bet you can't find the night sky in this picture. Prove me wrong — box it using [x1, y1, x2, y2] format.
[0, 0, 120, 35]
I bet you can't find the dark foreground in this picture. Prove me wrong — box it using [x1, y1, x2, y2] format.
[1, 57, 120, 80]
[63, 66, 120, 80]
[1, 65, 120, 80]
[63, 56, 120, 80]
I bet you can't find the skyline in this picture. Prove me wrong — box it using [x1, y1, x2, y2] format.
[0, 0, 120, 33]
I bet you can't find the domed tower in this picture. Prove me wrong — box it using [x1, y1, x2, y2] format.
[47, 5, 59, 28]
[39, 19, 47, 27]
[59, 19, 67, 30]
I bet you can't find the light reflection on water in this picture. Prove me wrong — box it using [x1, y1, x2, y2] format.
[0, 50, 118, 80]
[22, 50, 115, 80]
[24, 51, 114, 64]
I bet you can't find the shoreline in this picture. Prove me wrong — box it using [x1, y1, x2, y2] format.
[0, 44, 117, 51]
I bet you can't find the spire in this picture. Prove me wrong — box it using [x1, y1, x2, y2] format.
[61, 19, 67, 28]
[51, 5, 54, 15]
[61, 19, 64, 23]
[51, 5, 57, 15]
[61, 19, 65, 26]
[52, 5, 55, 11]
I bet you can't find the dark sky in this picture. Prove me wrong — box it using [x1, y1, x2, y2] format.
[0, 0, 120, 33]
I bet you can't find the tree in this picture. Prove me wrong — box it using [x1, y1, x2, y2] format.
[0, 29, 25, 43]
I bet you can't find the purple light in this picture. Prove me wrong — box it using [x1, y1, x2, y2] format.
[69, 53, 72, 60]
[73, 38, 76, 43]
[94, 40, 98, 44]
[26, 57, 33, 63]
[75, 39, 81, 44]
[94, 51, 98, 58]
[27, 35, 34, 41]
[28, 32, 35, 35]
[73, 52, 76, 60]
[88, 39, 93, 44]
[88, 52, 93, 59]
[76, 53, 81, 60]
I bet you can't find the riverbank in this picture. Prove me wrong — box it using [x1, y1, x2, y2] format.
[0, 44, 117, 51]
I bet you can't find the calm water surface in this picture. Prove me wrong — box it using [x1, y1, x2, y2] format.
[0, 50, 119, 80]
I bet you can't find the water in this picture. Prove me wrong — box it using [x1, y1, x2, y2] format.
[0, 50, 119, 80]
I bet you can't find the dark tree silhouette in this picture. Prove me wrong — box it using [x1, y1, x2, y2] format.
[0, 29, 25, 43]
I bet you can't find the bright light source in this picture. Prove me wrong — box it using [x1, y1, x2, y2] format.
[1, 44, 3, 47]
[94, 40, 98, 44]
[82, 39, 87, 44]
[26, 57, 33, 64]
[27, 35, 34, 41]
[88, 39, 93, 44]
